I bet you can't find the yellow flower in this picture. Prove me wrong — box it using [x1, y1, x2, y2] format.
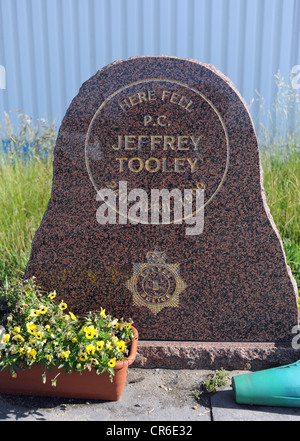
[48, 291, 56, 299]
[108, 358, 116, 368]
[96, 340, 104, 350]
[30, 309, 40, 317]
[85, 344, 96, 355]
[26, 322, 37, 335]
[63, 314, 71, 321]
[69, 312, 77, 321]
[72, 337, 78, 343]
[13, 334, 25, 342]
[108, 319, 118, 328]
[59, 301, 67, 310]
[83, 325, 98, 339]
[116, 341, 126, 353]
[125, 323, 132, 330]
[26, 331, 34, 341]
[27, 347, 36, 360]
[106, 341, 113, 351]
[46, 354, 53, 362]
[19, 347, 26, 355]
[30, 349, 37, 360]
[39, 306, 48, 314]
[100, 307, 106, 318]
[2, 334, 10, 344]
[90, 358, 99, 365]
[79, 352, 88, 361]
[44, 325, 50, 331]
[35, 331, 44, 339]
[60, 350, 70, 360]
[13, 326, 21, 334]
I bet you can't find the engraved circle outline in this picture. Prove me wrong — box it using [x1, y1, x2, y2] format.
[85, 78, 230, 222]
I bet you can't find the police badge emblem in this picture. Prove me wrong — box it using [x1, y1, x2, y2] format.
[125, 250, 187, 315]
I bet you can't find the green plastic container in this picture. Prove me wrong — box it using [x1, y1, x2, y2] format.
[232, 360, 300, 407]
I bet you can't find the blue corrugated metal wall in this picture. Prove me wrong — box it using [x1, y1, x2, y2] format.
[0, 0, 299, 129]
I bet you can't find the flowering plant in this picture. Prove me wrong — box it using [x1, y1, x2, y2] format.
[0, 278, 134, 385]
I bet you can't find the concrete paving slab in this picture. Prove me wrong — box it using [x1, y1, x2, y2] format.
[211, 388, 300, 421]
[0, 368, 212, 421]
[2, 368, 300, 422]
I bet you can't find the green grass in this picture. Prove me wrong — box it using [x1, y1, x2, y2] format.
[282, 238, 300, 290]
[261, 148, 299, 244]
[0, 152, 53, 283]
[0, 111, 55, 284]
[260, 149, 300, 290]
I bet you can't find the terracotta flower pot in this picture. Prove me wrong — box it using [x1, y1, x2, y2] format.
[0, 326, 138, 401]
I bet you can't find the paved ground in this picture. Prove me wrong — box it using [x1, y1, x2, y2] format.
[1, 368, 300, 422]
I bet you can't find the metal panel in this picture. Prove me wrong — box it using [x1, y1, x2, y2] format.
[0, 0, 298, 129]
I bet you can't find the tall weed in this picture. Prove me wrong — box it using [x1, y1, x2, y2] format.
[0, 112, 55, 283]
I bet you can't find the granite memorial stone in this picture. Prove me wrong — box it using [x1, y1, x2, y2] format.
[25, 56, 298, 342]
